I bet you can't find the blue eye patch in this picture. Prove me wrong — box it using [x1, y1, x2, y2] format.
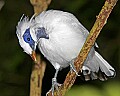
[23, 28, 35, 50]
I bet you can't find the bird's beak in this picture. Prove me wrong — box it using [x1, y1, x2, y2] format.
[31, 51, 37, 62]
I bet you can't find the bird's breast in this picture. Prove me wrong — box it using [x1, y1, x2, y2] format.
[38, 25, 85, 68]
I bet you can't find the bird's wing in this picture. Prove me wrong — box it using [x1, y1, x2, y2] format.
[36, 10, 97, 66]
[46, 10, 91, 61]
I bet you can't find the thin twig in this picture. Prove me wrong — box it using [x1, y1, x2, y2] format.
[30, 0, 52, 96]
[47, 0, 118, 96]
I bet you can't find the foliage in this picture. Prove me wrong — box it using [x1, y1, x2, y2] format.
[66, 82, 120, 96]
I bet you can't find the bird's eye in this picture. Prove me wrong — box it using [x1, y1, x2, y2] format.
[23, 28, 33, 43]
[27, 37, 30, 41]
[23, 28, 35, 50]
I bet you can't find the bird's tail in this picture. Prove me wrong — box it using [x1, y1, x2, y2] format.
[82, 51, 115, 81]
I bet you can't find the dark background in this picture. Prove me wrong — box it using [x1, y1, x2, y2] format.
[0, 0, 119, 96]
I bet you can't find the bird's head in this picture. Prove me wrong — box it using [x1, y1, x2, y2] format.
[16, 15, 37, 62]
[16, 14, 49, 62]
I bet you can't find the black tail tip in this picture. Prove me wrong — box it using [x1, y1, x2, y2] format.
[80, 68, 116, 81]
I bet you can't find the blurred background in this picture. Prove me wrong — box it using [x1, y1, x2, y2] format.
[0, 0, 120, 96]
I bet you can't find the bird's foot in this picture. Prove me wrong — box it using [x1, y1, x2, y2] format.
[70, 59, 80, 76]
[46, 78, 61, 96]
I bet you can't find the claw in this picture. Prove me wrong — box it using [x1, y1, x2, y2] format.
[46, 78, 61, 96]
[46, 67, 61, 96]
[52, 78, 61, 96]
[70, 59, 80, 76]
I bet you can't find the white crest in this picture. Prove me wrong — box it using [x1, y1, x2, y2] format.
[16, 14, 36, 54]
[16, 14, 35, 37]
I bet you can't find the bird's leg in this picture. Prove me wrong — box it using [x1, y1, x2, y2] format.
[70, 59, 80, 76]
[51, 69, 60, 96]
[46, 68, 61, 96]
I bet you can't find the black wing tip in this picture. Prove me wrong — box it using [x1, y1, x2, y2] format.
[80, 68, 116, 81]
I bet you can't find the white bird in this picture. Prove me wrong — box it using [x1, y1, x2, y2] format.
[16, 10, 115, 95]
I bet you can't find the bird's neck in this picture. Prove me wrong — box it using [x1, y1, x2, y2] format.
[33, 26, 49, 41]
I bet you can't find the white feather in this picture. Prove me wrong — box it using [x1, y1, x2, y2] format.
[16, 15, 36, 54]
[16, 10, 115, 79]
[36, 10, 115, 77]
[94, 51, 115, 76]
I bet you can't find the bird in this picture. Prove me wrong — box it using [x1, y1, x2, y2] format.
[16, 10, 115, 95]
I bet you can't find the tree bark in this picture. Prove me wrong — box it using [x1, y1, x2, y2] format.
[30, 0, 52, 96]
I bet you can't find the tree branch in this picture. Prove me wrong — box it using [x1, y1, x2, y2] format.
[0, 0, 4, 11]
[30, 55, 46, 96]
[47, 0, 118, 96]
[30, 0, 52, 96]
[30, 0, 51, 15]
